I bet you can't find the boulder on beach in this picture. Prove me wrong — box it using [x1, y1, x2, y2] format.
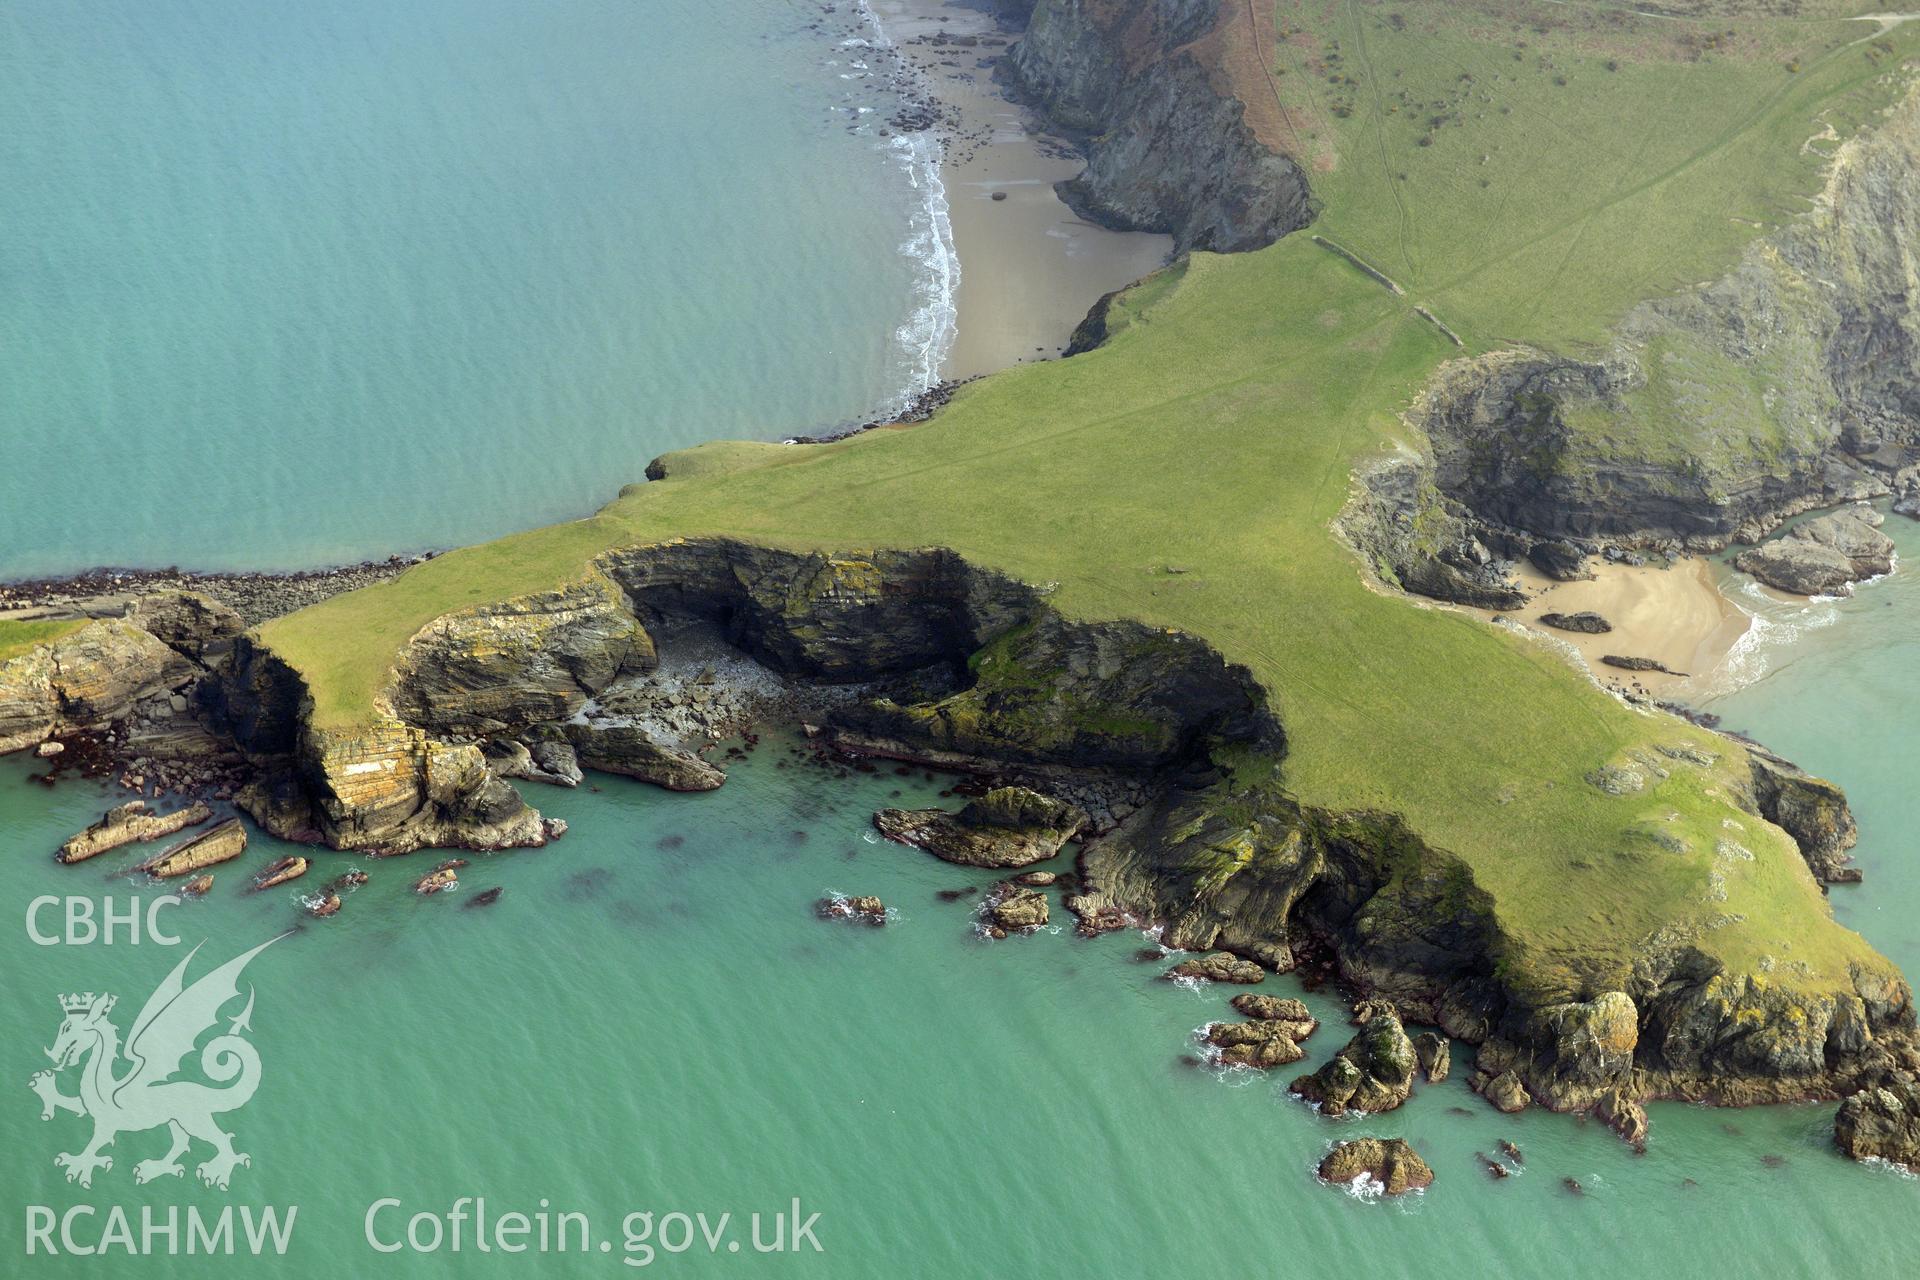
[873, 786, 1087, 868]
[1538, 610, 1612, 634]
[1317, 1138, 1433, 1194]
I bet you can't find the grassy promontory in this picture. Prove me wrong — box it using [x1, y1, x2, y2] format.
[261, 4, 1918, 1001]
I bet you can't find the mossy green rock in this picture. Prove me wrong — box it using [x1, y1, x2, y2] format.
[872, 786, 1086, 868]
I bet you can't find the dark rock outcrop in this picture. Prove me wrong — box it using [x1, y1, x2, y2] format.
[984, 886, 1050, 934]
[816, 894, 888, 926]
[1835, 1074, 1920, 1169]
[566, 722, 725, 792]
[1539, 611, 1612, 635]
[1744, 746, 1861, 884]
[1289, 1007, 1419, 1116]
[873, 786, 1087, 868]
[1006, 0, 1315, 253]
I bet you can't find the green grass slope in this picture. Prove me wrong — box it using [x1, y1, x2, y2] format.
[259, 1, 1920, 996]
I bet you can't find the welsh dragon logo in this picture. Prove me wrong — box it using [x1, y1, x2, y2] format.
[28, 935, 283, 1190]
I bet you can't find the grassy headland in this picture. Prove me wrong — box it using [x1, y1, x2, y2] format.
[259, 2, 1919, 996]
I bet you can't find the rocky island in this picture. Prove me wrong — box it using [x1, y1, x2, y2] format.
[8, 0, 1920, 1178]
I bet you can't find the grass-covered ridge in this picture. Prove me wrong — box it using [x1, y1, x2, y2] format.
[0, 618, 86, 665]
[260, 2, 1920, 995]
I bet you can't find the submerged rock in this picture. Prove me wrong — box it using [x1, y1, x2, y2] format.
[1734, 507, 1895, 596]
[57, 800, 211, 863]
[1290, 1007, 1418, 1116]
[1164, 952, 1265, 984]
[307, 892, 341, 918]
[1316, 1138, 1433, 1195]
[873, 786, 1086, 868]
[816, 894, 887, 926]
[180, 874, 214, 897]
[413, 860, 465, 896]
[1538, 610, 1612, 634]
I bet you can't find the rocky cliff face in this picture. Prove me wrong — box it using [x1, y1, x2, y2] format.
[1070, 772, 1912, 1117]
[1006, 0, 1316, 253]
[0, 593, 241, 755]
[1410, 83, 1920, 564]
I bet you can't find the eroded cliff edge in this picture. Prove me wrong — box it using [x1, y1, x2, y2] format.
[29, 539, 1871, 1143]
[1348, 79, 1920, 602]
[1003, 0, 1317, 253]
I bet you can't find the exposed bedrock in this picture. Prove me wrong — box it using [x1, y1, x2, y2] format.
[1070, 775, 1913, 1122]
[387, 575, 655, 736]
[1407, 84, 1920, 562]
[1, 590, 243, 755]
[209, 539, 1276, 853]
[601, 539, 1281, 771]
[1733, 506, 1896, 597]
[1006, 0, 1316, 253]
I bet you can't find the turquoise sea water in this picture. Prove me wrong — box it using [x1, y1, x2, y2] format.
[5, 0, 1920, 1273]
[0, 0, 943, 577]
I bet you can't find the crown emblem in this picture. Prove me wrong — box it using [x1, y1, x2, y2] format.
[60, 992, 106, 1014]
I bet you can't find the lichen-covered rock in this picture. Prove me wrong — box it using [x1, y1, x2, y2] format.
[1165, 952, 1265, 984]
[1317, 1138, 1434, 1195]
[303, 721, 550, 854]
[389, 576, 653, 736]
[846, 611, 1279, 771]
[57, 800, 211, 864]
[985, 887, 1049, 933]
[1735, 507, 1895, 596]
[1290, 1008, 1418, 1116]
[566, 722, 725, 792]
[1414, 1031, 1451, 1083]
[1596, 1085, 1650, 1153]
[1, 620, 196, 753]
[1205, 1005, 1316, 1068]
[1835, 1075, 1920, 1169]
[1744, 745, 1861, 883]
[1232, 993, 1312, 1024]
[1483, 1069, 1530, 1114]
[873, 786, 1087, 868]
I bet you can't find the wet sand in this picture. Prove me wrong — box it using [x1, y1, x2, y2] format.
[873, 0, 1173, 380]
[1504, 558, 1752, 696]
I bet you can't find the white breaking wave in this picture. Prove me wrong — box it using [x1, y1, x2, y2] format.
[855, 1, 961, 411]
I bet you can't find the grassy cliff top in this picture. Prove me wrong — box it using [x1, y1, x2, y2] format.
[0, 618, 87, 665]
[259, 2, 1918, 996]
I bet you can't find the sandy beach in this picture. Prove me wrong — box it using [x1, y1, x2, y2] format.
[872, 0, 1173, 380]
[1498, 558, 1752, 698]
